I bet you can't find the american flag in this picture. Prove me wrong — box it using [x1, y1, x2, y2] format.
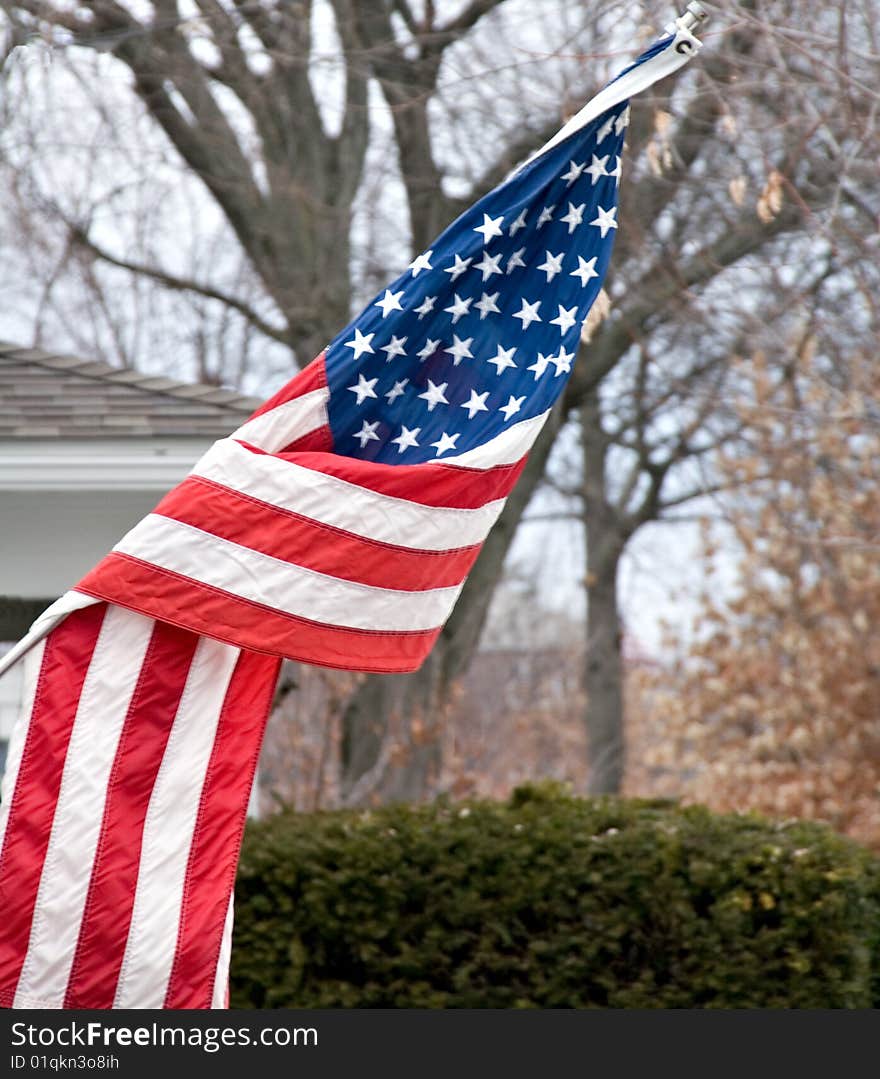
[0, 26, 700, 1009]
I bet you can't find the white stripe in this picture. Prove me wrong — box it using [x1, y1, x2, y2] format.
[228, 387, 329, 453]
[442, 410, 549, 468]
[519, 28, 701, 171]
[193, 438, 506, 551]
[114, 637, 240, 1009]
[114, 514, 461, 632]
[0, 638, 46, 858]
[13, 607, 155, 1008]
[211, 893, 235, 1009]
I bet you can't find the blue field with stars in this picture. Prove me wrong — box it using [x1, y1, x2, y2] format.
[322, 61, 639, 465]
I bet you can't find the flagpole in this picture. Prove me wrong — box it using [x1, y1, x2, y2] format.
[676, 1, 709, 45]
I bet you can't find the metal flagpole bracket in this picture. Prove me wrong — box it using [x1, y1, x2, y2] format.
[675, 2, 709, 52]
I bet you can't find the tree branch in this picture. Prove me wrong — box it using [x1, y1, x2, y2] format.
[432, 0, 508, 48]
[69, 225, 291, 347]
[565, 197, 805, 415]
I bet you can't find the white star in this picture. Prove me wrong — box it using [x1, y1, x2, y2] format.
[614, 106, 630, 134]
[445, 335, 474, 365]
[385, 378, 409, 403]
[416, 337, 441, 361]
[609, 156, 622, 184]
[596, 115, 615, 145]
[431, 431, 460, 457]
[591, 205, 618, 238]
[537, 250, 565, 283]
[553, 346, 575, 376]
[444, 254, 472, 281]
[475, 291, 501, 320]
[461, 389, 490, 420]
[374, 288, 403, 318]
[474, 212, 504, 244]
[561, 159, 585, 186]
[560, 201, 586, 234]
[571, 255, 599, 287]
[527, 352, 553, 379]
[391, 425, 421, 454]
[584, 154, 609, 184]
[414, 295, 436, 319]
[512, 297, 542, 330]
[354, 420, 380, 448]
[418, 379, 449, 412]
[474, 251, 503, 282]
[344, 328, 375, 361]
[550, 304, 578, 335]
[348, 373, 378, 405]
[506, 247, 526, 274]
[487, 344, 517, 375]
[537, 204, 556, 229]
[508, 208, 528, 235]
[444, 293, 473, 324]
[381, 334, 408, 361]
[499, 394, 526, 421]
[409, 249, 433, 276]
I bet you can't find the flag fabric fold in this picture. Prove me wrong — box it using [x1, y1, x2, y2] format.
[0, 23, 701, 1009]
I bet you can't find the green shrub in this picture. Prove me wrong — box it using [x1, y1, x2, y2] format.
[230, 784, 880, 1008]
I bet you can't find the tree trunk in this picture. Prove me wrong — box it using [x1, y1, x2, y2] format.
[340, 653, 445, 805]
[339, 405, 565, 803]
[583, 540, 624, 794]
[581, 391, 626, 795]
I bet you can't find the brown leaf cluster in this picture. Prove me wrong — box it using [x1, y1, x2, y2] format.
[629, 350, 880, 847]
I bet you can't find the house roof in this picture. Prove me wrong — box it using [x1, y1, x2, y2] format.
[0, 342, 263, 440]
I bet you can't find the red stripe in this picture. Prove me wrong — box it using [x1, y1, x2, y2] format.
[237, 442, 527, 510]
[64, 621, 199, 1008]
[235, 354, 527, 500]
[0, 604, 106, 1007]
[77, 555, 442, 673]
[283, 424, 334, 454]
[153, 477, 482, 591]
[164, 649, 280, 1008]
[244, 353, 326, 423]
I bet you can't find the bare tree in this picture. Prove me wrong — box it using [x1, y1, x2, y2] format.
[342, 0, 880, 800]
[2, 1, 878, 803]
[558, 0, 880, 792]
[0, 0, 620, 798]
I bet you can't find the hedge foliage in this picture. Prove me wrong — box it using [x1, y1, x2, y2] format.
[231, 785, 880, 1008]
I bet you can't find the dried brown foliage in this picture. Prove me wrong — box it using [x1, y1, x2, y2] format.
[629, 350, 880, 846]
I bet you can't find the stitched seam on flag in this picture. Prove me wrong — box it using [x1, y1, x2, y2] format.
[0, 639, 54, 873]
[203, 661, 278, 1005]
[232, 389, 330, 453]
[228, 441, 518, 513]
[24, 611, 152, 1010]
[0, 987, 63, 1009]
[243, 438, 526, 484]
[112, 639, 213, 1008]
[182, 476, 484, 559]
[89, 556, 447, 637]
[277, 358, 330, 453]
[0, 607, 106, 1007]
[281, 422, 334, 455]
[65, 623, 169, 1009]
[201, 666, 276, 1008]
[163, 654, 240, 1008]
[76, 572, 442, 673]
[166, 654, 278, 1008]
[119, 516, 463, 607]
[0, 639, 45, 883]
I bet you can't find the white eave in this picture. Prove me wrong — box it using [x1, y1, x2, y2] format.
[0, 437, 216, 491]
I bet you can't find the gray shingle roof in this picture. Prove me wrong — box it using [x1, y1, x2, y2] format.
[0, 343, 263, 439]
